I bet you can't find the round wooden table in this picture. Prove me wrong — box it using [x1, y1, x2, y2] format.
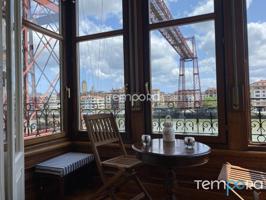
[132, 138, 211, 200]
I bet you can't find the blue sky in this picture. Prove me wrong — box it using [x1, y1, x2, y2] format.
[28, 0, 266, 95]
[247, 0, 266, 22]
[26, 2, 61, 97]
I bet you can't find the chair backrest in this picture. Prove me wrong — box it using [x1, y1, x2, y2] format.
[84, 113, 127, 182]
[84, 113, 125, 147]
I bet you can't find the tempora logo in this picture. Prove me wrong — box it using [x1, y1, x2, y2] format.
[194, 179, 264, 200]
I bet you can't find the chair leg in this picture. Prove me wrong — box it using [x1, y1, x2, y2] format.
[253, 191, 265, 200]
[109, 190, 117, 200]
[89, 170, 125, 200]
[132, 174, 152, 200]
[97, 170, 125, 195]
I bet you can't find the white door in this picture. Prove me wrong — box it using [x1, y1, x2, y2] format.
[0, 0, 5, 199]
[5, 0, 24, 199]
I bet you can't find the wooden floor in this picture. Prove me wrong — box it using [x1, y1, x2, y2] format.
[65, 179, 158, 200]
[64, 179, 248, 200]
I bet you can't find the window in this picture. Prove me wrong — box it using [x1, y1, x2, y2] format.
[77, 0, 126, 132]
[22, 0, 63, 140]
[149, 0, 214, 23]
[148, 0, 223, 137]
[247, 0, 266, 143]
[23, 0, 61, 33]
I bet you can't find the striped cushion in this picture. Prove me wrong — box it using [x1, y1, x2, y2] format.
[35, 152, 94, 177]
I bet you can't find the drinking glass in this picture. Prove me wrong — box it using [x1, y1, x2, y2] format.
[184, 137, 195, 149]
[141, 134, 151, 146]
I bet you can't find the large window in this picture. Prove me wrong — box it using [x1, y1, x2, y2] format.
[77, 0, 126, 132]
[149, 0, 222, 137]
[247, 0, 266, 143]
[22, 0, 62, 140]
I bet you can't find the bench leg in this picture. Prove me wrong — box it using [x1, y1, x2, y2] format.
[59, 177, 65, 199]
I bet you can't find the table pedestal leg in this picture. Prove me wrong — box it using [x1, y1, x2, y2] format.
[164, 168, 177, 200]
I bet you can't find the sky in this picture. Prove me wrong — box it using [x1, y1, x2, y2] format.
[26, 0, 61, 97]
[28, 0, 266, 95]
[78, 0, 217, 93]
[246, 0, 266, 84]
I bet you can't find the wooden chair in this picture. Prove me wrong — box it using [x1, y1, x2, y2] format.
[218, 163, 266, 200]
[84, 113, 152, 200]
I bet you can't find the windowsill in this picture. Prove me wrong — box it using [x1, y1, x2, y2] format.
[248, 143, 266, 151]
[25, 137, 70, 157]
[24, 132, 66, 147]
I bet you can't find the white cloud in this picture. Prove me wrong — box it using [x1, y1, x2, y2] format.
[149, 14, 221, 92]
[79, 19, 112, 35]
[198, 57, 217, 90]
[198, 57, 216, 73]
[167, 0, 178, 3]
[200, 78, 217, 88]
[191, 0, 214, 16]
[78, 28, 124, 90]
[248, 22, 266, 67]
[246, 0, 253, 9]
[150, 32, 180, 91]
[166, 0, 179, 5]
[248, 22, 266, 82]
[77, 0, 122, 35]
[197, 28, 215, 56]
[77, 0, 122, 20]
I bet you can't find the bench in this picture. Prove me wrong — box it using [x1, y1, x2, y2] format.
[35, 152, 94, 199]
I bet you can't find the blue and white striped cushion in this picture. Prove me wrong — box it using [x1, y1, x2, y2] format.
[35, 152, 94, 177]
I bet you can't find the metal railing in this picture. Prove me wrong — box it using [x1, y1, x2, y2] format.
[152, 101, 219, 136]
[2, 98, 264, 142]
[23, 102, 61, 138]
[250, 98, 266, 142]
[80, 102, 125, 132]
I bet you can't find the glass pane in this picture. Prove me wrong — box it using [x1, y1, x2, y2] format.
[247, 0, 266, 143]
[77, 0, 123, 36]
[150, 21, 218, 136]
[22, 28, 61, 139]
[78, 36, 125, 131]
[149, 0, 214, 24]
[23, 0, 60, 33]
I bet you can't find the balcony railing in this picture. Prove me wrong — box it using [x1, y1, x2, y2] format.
[80, 102, 125, 132]
[250, 98, 266, 143]
[23, 102, 61, 139]
[1, 98, 264, 142]
[152, 101, 219, 136]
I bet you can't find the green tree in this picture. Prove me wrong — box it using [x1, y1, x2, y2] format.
[203, 96, 217, 108]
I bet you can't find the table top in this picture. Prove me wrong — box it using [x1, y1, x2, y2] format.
[132, 138, 211, 159]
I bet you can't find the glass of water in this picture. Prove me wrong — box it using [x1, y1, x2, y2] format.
[141, 134, 151, 147]
[184, 137, 195, 149]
